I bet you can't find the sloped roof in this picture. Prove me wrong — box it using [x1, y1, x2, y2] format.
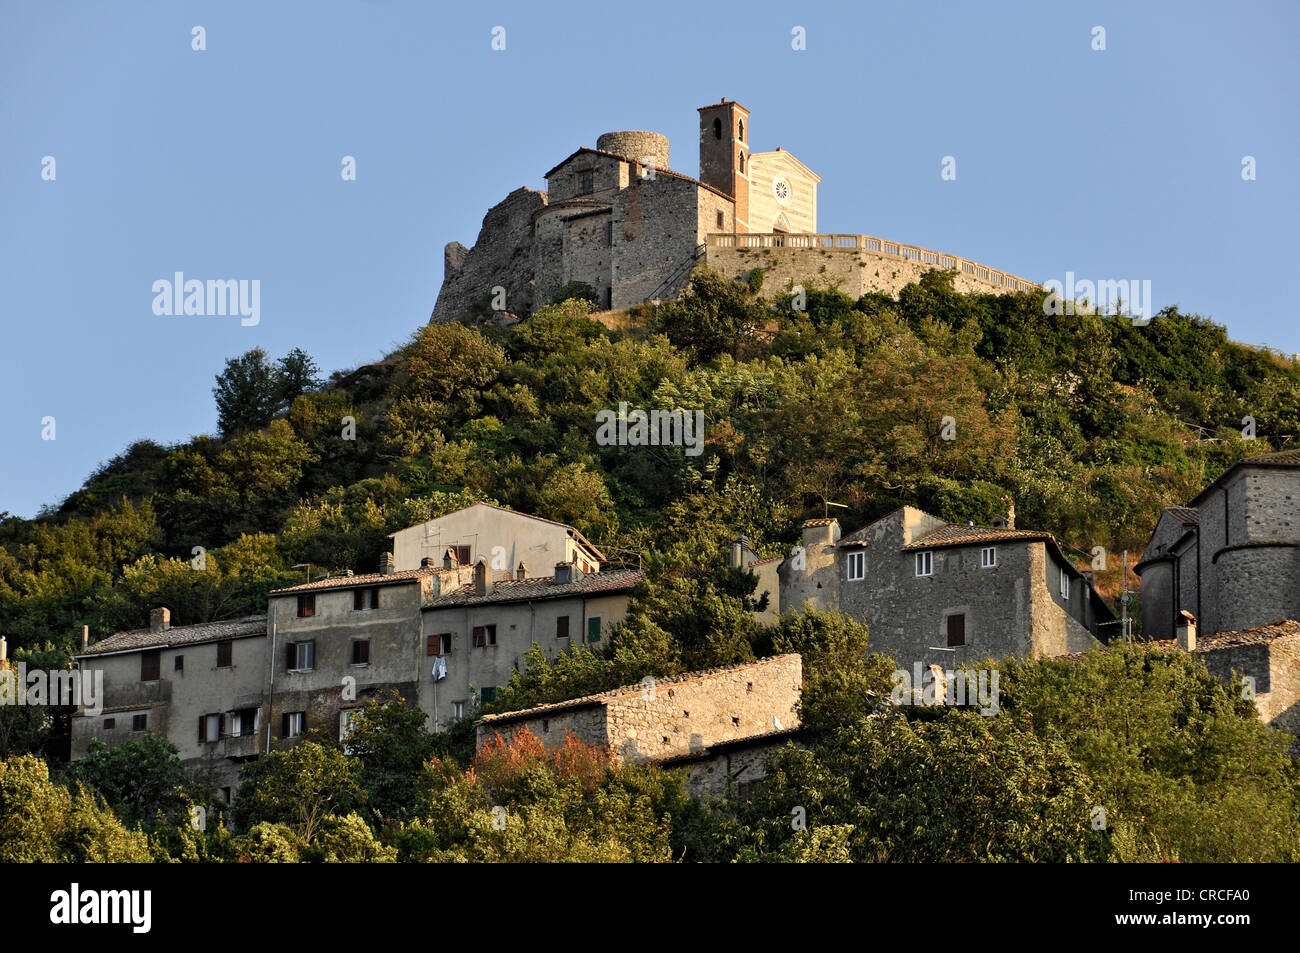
[902, 524, 1054, 550]
[1163, 506, 1200, 525]
[1198, 618, 1300, 650]
[78, 615, 266, 658]
[541, 147, 732, 201]
[270, 567, 441, 595]
[388, 502, 606, 562]
[658, 727, 803, 767]
[424, 568, 644, 610]
[1188, 448, 1300, 506]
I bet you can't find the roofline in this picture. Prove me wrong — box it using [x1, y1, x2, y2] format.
[749, 149, 822, 183]
[1186, 456, 1300, 508]
[268, 572, 435, 596]
[697, 101, 749, 114]
[386, 502, 606, 561]
[76, 626, 268, 660]
[421, 574, 643, 611]
[658, 728, 802, 766]
[477, 698, 606, 727]
[540, 147, 733, 202]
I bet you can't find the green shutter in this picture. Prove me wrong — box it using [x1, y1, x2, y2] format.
[481, 686, 498, 704]
[587, 617, 602, 643]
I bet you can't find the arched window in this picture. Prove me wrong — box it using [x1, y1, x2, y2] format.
[738, 151, 745, 173]
[738, 119, 744, 141]
[713, 118, 722, 140]
[773, 213, 791, 233]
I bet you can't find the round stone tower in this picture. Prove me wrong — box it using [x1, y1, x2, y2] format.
[596, 131, 669, 171]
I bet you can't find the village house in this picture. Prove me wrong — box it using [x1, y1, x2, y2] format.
[69, 505, 639, 795]
[734, 506, 1115, 668]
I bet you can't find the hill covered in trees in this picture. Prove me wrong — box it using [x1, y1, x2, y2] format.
[3, 268, 1297, 664]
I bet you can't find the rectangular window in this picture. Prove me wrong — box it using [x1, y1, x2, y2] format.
[579, 170, 593, 194]
[915, 551, 933, 577]
[472, 625, 497, 648]
[103, 718, 115, 730]
[174, 655, 184, 673]
[351, 639, 370, 665]
[428, 632, 452, 655]
[132, 713, 147, 731]
[981, 546, 997, 568]
[339, 709, 361, 747]
[283, 711, 305, 738]
[1060, 568, 1070, 600]
[287, 641, 315, 671]
[556, 615, 570, 639]
[480, 686, 498, 705]
[199, 712, 224, 742]
[451, 545, 471, 566]
[587, 617, 602, 643]
[216, 640, 232, 667]
[229, 708, 257, 737]
[947, 613, 966, 647]
[297, 594, 315, 618]
[716, 210, 724, 229]
[140, 650, 161, 682]
[846, 551, 865, 581]
[353, 587, 380, 611]
[452, 700, 466, 720]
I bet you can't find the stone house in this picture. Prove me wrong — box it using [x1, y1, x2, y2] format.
[71, 610, 269, 799]
[389, 501, 604, 574]
[1136, 449, 1300, 640]
[735, 506, 1113, 669]
[420, 561, 643, 731]
[474, 653, 803, 793]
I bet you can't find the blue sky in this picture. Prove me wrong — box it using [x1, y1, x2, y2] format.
[2, 0, 1297, 519]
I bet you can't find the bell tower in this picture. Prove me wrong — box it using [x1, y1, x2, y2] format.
[698, 99, 750, 233]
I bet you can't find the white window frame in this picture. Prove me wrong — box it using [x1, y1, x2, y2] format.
[339, 708, 362, 745]
[452, 700, 466, 720]
[981, 546, 997, 568]
[286, 711, 305, 738]
[915, 551, 933, 577]
[1059, 567, 1070, 599]
[290, 640, 315, 672]
[204, 713, 221, 742]
[846, 551, 865, 581]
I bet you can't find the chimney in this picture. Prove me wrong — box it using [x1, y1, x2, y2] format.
[801, 519, 840, 550]
[516, 561, 528, 580]
[380, 552, 395, 576]
[1176, 610, 1197, 652]
[0, 636, 7, 664]
[995, 497, 1016, 530]
[442, 547, 459, 571]
[82, 625, 89, 651]
[730, 536, 748, 569]
[421, 556, 436, 570]
[150, 607, 170, 634]
[474, 559, 492, 597]
[554, 562, 579, 585]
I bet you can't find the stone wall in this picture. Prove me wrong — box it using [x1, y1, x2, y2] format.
[611, 174, 708, 308]
[432, 186, 547, 321]
[1201, 634, 1300, 750]
[707, 235, 1037, 301]
[1214, 545, 1300, 633]
[602, 654, 803, 763]
[670, 733, 803, 798]
[1243, 470, 1300, 541]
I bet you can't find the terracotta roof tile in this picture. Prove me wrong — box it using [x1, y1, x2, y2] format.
[270, 568, 441, 595]
[903, 524, 1053, 550]
[78, 615, 266, 657]
[425, 568, 644, 610]
[1164, 506, 1199, 525]
[1197, 619, 1300, 650]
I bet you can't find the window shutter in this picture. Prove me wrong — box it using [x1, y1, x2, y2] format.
[286, 642, 296, 669]
[354, 588, 363, 610]
[218, 713, 226, 738]
[372, 588, 379, 609]
[282, 713, 290, 736]
[198, 715, 206, 742]
[557, 616, 570, 639]
[427, 634, 438, 656]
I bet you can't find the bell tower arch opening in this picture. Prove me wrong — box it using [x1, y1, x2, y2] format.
[698, 98, 750, 233]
